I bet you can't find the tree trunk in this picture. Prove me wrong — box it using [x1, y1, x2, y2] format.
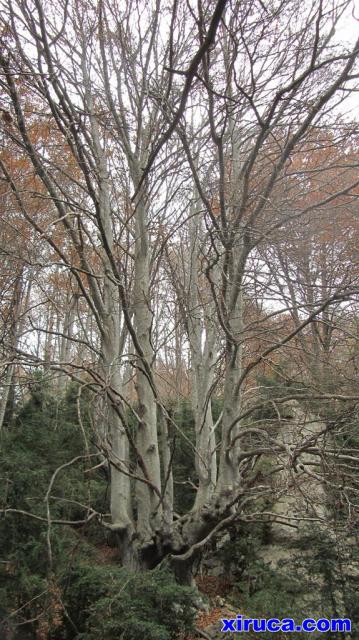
[0, 268, 30, 431]
[188, 200, 217, 510]
[132, 187, 162, 545]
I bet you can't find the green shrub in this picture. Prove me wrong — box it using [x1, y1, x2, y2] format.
[64, 564, 196, 640]
[0, 374, 107, 624]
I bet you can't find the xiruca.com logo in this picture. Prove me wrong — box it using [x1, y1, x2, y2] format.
[221, 615, 351, 633]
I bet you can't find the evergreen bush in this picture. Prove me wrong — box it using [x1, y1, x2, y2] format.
[64, 564, 196, 640]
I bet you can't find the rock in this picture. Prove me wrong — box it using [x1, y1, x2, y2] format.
[202, 620, 237, 640]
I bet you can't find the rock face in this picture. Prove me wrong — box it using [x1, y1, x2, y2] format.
[260, 401, 328, 561]
[196, 604, 241, 640]
[203, 623, 232, 639]
[193, 402, 357, 636]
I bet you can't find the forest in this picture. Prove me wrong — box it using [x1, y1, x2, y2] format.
[0, 0, 359, 637]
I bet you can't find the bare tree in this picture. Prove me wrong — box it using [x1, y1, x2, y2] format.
[0, 0, 359, 578]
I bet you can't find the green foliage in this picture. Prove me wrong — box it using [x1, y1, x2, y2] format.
[170, 400, 197, 513]
[64, 564, 196, 640]
[0, 376, 198, 640]
[0, 373, 107, 624]
[296, 527, 359, 638]
[219, 521, 359, 639]
[4, 372, 358, 640]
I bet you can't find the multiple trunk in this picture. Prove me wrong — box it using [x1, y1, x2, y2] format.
[187, 205, 218, 510]
[1, 0, 358, 576]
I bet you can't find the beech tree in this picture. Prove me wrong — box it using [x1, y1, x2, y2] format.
[0, 0, 359, 578]
[258, 130, 359, 393]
